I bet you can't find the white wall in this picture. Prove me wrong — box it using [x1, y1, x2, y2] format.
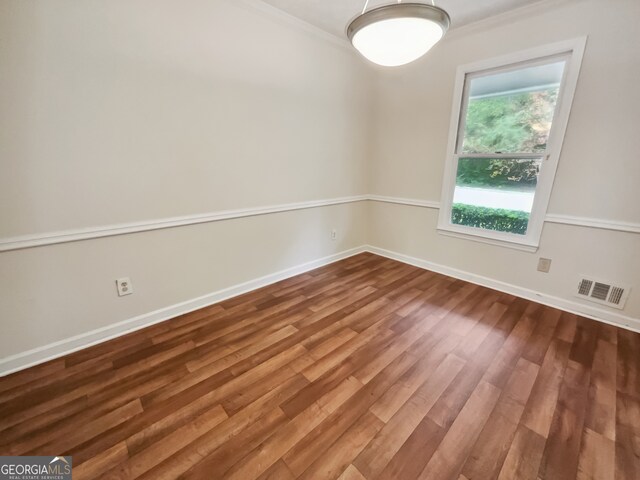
[368, 0, 640, 319]
[1, 203, 368, 359]
[0, 0, 372, 360]
[1, 0, 639, 370]
[0, 0, 372, 235]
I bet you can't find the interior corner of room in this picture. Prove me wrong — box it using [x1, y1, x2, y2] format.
[2, 0, 638, 373]
[1, 0, 639, 478]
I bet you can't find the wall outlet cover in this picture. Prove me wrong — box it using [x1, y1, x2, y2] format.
[116, 277, 134, 297]
[537, 258, 552, 273]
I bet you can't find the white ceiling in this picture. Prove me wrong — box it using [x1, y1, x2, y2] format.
[259, 0, 544, 38]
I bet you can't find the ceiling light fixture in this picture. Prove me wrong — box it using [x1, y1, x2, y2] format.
[347, 1, 450, 67]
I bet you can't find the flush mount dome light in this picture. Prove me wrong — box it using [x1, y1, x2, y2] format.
[347, 2, 450, 67]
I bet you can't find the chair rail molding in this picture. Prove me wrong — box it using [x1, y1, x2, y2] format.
[544, 213, 640, 234]
[1, 195, 638, 252]
[367, 195, 441, 209]
[0, 195, 369, 252]
[368, 196, 640, 234]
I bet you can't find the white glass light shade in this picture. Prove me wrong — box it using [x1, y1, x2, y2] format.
[348, 4, 450, 67]
[352, 17, 444, 67]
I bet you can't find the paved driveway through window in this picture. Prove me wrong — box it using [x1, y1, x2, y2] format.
[453, 186, 535, 212]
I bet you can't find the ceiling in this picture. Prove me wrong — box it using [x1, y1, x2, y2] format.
[259, 0, 544, 39]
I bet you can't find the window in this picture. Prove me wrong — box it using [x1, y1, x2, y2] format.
[438, 39, 586, 251]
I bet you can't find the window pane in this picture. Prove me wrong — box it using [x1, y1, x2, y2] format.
[451, 157, 542, 235]
[460, 60, 566, 154]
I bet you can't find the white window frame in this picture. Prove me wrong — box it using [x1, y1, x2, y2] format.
[437, 37, 587, 252]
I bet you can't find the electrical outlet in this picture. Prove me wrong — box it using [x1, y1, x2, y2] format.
[331, 229, 337, 241]
[116, 277, 134, 297]
[537, 258, 552, 273]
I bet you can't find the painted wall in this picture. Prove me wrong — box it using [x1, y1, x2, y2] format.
[1, 0, 639, 369]
[368, 0, 640, 318]
[0, 0, 372, 235]
[0, 0, 372, 359]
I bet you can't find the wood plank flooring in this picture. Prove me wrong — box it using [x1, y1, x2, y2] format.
[1, 253, 639, 479]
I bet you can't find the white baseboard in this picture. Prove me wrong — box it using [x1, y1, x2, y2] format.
[0, 246, 367, 377]
[364, 245, 640, 334]
[3, 243, 638, 376]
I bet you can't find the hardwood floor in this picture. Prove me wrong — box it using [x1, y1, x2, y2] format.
[1, 253, 639, 479]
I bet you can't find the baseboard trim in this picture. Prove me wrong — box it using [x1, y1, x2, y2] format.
[0, 246, 367, 377]
[3, 243, 639, 376]
[364, 245, 640, 334]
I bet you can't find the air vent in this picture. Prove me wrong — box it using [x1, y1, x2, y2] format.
[609, 287, 625, 306]
[578, 279, 593, 296]
[591, 282, 610, 301]
[576, 276, 631, 310]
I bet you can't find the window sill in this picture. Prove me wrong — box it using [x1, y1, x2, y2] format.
[437, 227, 539, 253]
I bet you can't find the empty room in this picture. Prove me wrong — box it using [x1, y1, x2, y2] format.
[1, 0, 639, 479]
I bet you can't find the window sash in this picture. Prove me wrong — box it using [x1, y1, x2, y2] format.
[455, 53, 569, 157]
[449, 155, 544, 237]
[437, 38, 587, 251]
[453, 153, 546, 160]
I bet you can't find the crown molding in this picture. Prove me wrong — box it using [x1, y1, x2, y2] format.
[239, 0, 577, 48]
[234, 0, 353, 52]
[445, 0, 578, 39]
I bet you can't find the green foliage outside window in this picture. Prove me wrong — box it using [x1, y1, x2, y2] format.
[456, 157, 540, 191]
[463, 89, 558, 153]
[456, 88, 558, 190]
[452, 204, 529, 235]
